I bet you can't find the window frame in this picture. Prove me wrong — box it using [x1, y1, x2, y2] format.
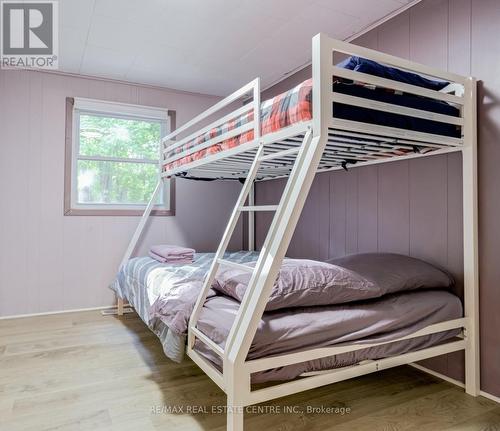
[64, 97, 176, 216]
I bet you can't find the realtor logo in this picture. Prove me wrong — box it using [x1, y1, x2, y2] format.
[1, 1, 58, 69]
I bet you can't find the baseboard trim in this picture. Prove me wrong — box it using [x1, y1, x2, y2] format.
[480, 389, 500, 404]
[0, 304, 130, 320]
[409, 363, 500, 404]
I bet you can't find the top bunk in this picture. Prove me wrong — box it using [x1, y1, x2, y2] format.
[161, 34, 474, 182]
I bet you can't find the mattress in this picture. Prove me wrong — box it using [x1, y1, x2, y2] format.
[163, 78, 460, 172]
[195, 289, 462, 383]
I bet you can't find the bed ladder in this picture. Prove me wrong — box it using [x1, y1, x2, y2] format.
[187, 140, 268, 348]
[187, 124, 325, 352]
[188, 128, 310, 346]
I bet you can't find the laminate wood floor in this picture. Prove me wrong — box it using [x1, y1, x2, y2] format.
[0, 310, 499, 431]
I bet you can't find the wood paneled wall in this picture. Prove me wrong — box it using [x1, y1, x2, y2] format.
[256, 153, 463, 293]
[258, 0, 500, 397]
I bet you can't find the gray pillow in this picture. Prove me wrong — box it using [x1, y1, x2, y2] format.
[213, 258, 377, 311]
[327, 253, 454, 296]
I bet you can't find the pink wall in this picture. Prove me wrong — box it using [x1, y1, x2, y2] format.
[257, 0, 500, 397]
[256, 154, 465, 381]
[0, 70, 243, 317]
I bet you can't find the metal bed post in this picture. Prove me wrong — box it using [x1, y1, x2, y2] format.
[248, 184, 255, 251]
[462, 76, 480, 396]
[114, 179, 163, 316]
[248, 70, 261, 254]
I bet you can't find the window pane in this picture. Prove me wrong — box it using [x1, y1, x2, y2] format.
[79, 114, 161, 160]
[77, 160, 159, 205]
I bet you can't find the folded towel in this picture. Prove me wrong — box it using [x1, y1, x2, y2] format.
[148, 251, 193, 264]
[149, 245, 195, 264]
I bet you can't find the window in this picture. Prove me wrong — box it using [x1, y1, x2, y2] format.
[65, 98, 175, 215]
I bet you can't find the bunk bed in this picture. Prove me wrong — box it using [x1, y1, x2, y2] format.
[113, 34, 479, 431]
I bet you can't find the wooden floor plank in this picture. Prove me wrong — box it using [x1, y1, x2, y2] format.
[0, 310, 498, 431]
[444, 407, 500, 431]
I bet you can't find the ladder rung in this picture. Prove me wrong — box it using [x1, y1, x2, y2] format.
[217, 258, 254, 272]
[191, 326, 224, 357]
[239, 205, 278, 212]
[259, 147, 300, 161]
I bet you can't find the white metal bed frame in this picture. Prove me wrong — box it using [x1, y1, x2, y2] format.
[117, 34, 479, 431]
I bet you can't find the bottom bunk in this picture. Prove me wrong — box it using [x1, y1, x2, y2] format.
[110, 251, 463, 383]
[110, 251, 259, 362]
[194, 289, 461, 383]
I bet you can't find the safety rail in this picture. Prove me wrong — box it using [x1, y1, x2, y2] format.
[161, 78, 260, 174]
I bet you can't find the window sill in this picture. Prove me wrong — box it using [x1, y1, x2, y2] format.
[64, 208, 175, 216]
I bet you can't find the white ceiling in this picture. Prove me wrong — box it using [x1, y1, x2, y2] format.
[58, 0, 414, 96]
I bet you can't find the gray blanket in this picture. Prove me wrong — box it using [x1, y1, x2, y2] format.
[109, 252, 259, 362]
[195, 289, 462, 382]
